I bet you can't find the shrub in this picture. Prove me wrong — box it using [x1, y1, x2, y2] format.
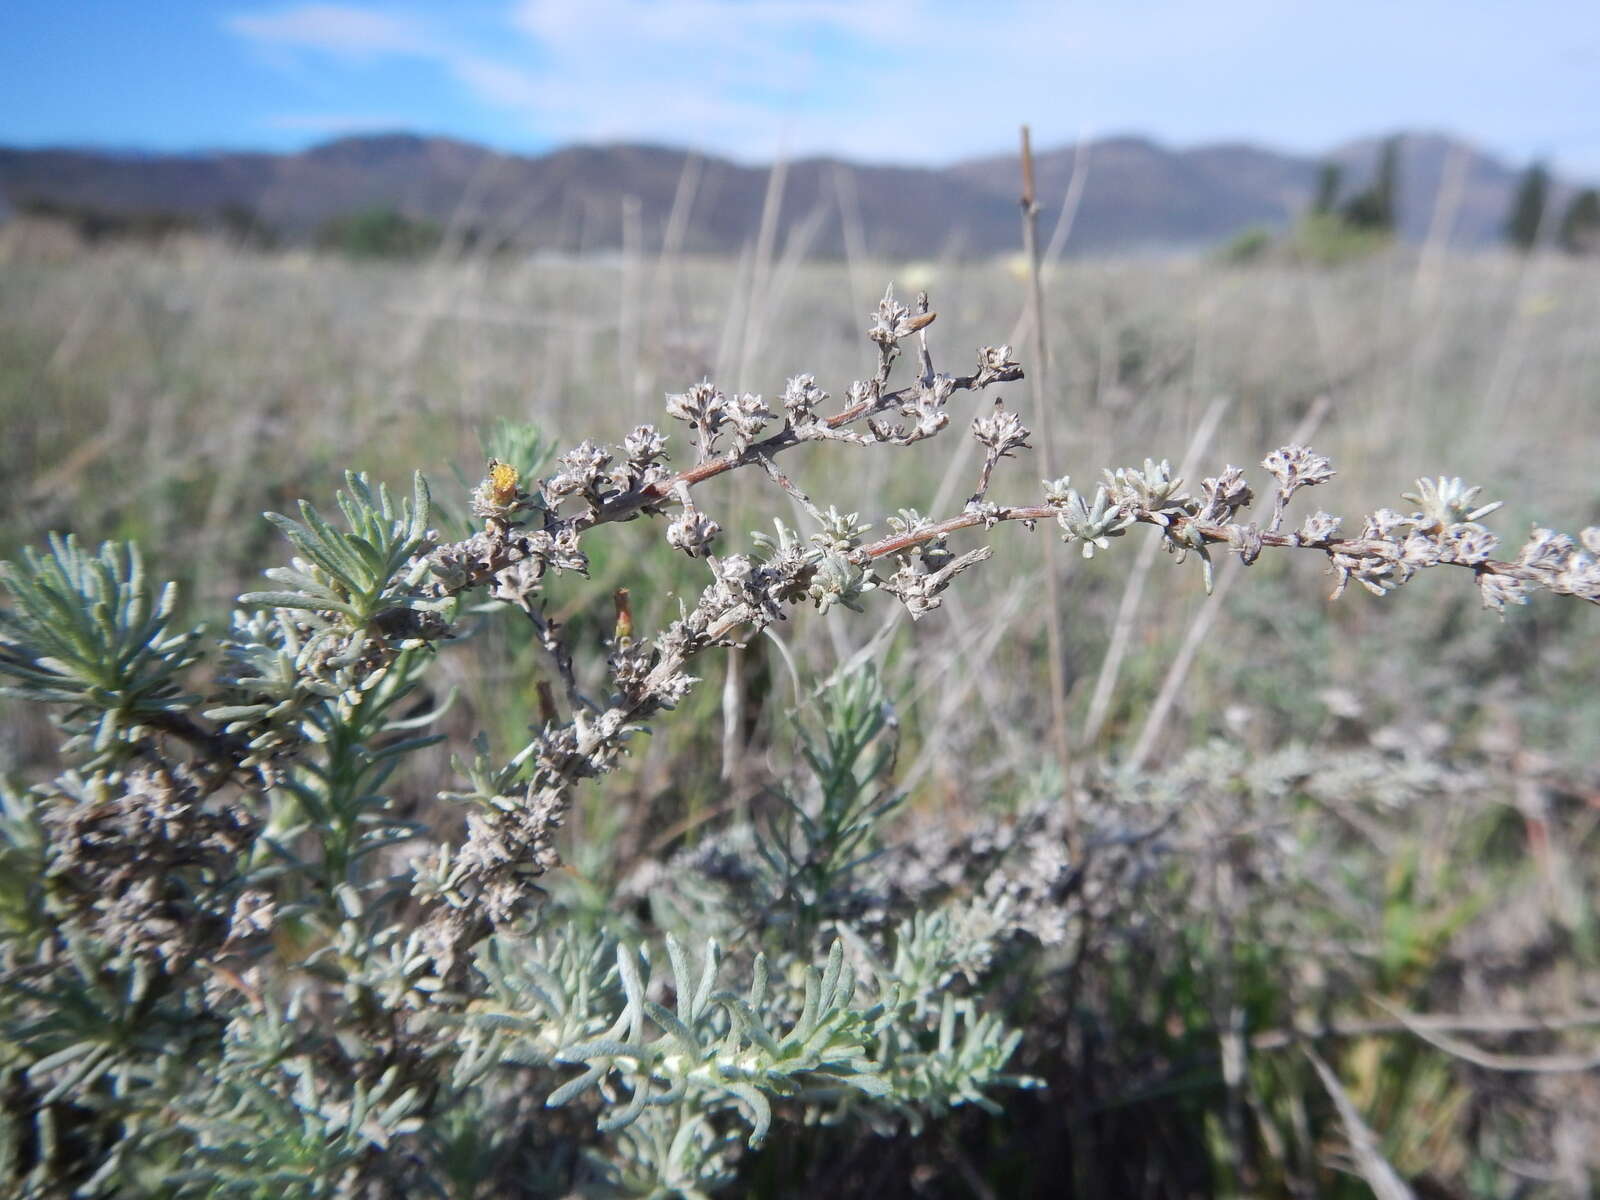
[1, 285, 1596, 1196]
[1505, 161, 1551, 252]
[16, 197, 198, 245]
[1291, 211, 1393, 265]
[1341, 135, 1401, 233]
[1216, 226, 1273, 265]
[1560, 187, 1600, 255]
[315, 207, 442, 260]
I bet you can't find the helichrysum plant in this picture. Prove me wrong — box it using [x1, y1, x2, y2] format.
[1, 284, 1596, 1197]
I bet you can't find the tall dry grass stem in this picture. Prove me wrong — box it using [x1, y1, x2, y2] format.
[1019, 125, 1075, 846]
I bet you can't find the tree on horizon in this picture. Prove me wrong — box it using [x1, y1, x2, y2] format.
[1341, 136, 1401, 232]
[1559, 187, 1600, 254]
[1505, 161, 1550, 252]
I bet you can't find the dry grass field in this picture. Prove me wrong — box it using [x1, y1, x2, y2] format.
[4, 242, 1596, 766]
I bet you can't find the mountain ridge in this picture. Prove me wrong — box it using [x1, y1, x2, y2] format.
[0, 130, 1572, 256]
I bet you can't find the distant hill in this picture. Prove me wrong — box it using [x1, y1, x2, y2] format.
[0, 131, 1571, 257]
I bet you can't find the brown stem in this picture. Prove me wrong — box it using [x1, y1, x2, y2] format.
[854, 503, 1567, 597]
[143, 710, 252, 772]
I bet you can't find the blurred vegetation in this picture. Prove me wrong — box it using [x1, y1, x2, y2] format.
[1224, 144, 1408, 267]
[314, 206, 444, 260]
[15, 196, 199, 244]
[216, 202, 279, 251]
[1339, 136, 1402, 234]
[1560, 187, 1600, 255]
[1505, 161, 1551, 253]
[1288, 211, 1394, 265]
[1214, 226, 1272, 266]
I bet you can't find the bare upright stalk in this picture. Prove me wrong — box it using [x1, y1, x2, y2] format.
[737, 155, 789, 391]
[1020, 125, 1076, 848]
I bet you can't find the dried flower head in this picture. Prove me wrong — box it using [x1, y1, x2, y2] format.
[666, 501, 721, 559]
[1440, 522, 1499, 565]
[623, 424, 667, 463]
[868, 284, 936, 348]
[1362, 507, 1411, 539]
[1478, 571, 1529, 614]
[665, 380, 724, 431]
[1260, 445, 1334, 533]
[666, 380, 731, 460]
[976, 344, 1024, 383]
[723, 392, 774, 456]
[1262, 445, 1336, 491]
[1516, 526, 1574, 575]
[778, 374, 826, 428]
[1197, 467, 1255, 524]
[1557, 549, 1600, 602]
[971, 402, 1032, 459]
[543, 440, 614, 509]
[1297, 511, 1342, 544]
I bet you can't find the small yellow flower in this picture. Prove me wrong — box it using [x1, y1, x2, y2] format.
[612, 588, 633, 643]
[487, 459, 519, 506]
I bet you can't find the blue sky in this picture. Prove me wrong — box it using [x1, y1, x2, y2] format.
[5, 1, 1600, 173]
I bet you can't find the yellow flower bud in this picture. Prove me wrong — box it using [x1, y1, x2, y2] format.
[487, 459, 519, 507]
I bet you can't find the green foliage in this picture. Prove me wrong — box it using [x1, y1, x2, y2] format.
[481, 419, 558, 490]
[1311, 161, 1342, 215]
[1505, 161, 1550, 252]
[0, 536, 203, 760]
[1216, 226, 1272, 265]
[754, 667, 904, 945]
[315, 206, 443, 259]
[1291, 211, 1393, 265]
[243, 469, 433, 626]
[1559, 187, 1600, 254]
[1285, 141, 1402, 263]
[15, 196, 198, 244]
[1342, 136, 1401, 232]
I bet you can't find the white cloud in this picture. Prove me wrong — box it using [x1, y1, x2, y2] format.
[223, 2, 1122, 161]
[227, 5, 430, 58]
[494, 0, 1117, 161]
[225, 2, 1600, 169]
[230, 5, 559, 131]
[512, 0, 909, 55]
[222, 2, 1189, 161]
[500, 0, 926, 157]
